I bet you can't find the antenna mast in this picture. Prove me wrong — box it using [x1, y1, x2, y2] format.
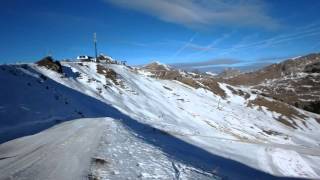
[93, 32, 98, 62]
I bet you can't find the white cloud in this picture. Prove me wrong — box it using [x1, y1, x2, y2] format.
[104, 0, 278, 29]
[220, 24, 320, 54]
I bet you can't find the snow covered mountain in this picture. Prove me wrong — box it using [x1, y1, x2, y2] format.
[0, 57, 320, 180]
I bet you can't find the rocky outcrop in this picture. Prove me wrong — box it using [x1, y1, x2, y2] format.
[304, 62, 320, 73]
[144, 62, 170, 71]
[224, 53, 320, 114]
[225, 53, 320, 86]
[36, 56, 63, 73]
[96, 65, 118, 85]
[142, 54, 320, 114]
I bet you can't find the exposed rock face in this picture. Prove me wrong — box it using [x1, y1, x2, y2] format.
[143, 62, 185, 80]
[96, 65, 118, 85]
[142, 62, 227, 98]
[247, 96, 308, 129]
[225, 53, 320, 114]
[142, 53, 320, 114]
[153, 70, 183, 80]
[36, 56, 63, 73]
[144, 62, 170, 71]
[254, 73, 320, 114]
[304, 62, 320, 73]
[201, 79, 226, 98]
[225, 53, 320, 86]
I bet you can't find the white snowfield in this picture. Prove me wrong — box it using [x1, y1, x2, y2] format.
[0, 61, 320, 179]
[0, 118, 107, 180]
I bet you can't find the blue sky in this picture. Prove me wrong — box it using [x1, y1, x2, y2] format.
[1, 0, 320, 69]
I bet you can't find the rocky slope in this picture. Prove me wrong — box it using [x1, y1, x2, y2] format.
[0, 58, 320, 179]
[223, 53, 320, 114]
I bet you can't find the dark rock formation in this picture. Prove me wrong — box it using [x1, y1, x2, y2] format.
[36, 56, 63, 73]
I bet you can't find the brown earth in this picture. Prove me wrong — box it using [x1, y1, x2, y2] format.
[254, 73, 320, 114]
[143, 62, 231, 98]
[226, 86, 250, 99]
[201, 79, 226, 98]
[143, 54, 320, 115]
[247, 96, 307, 129]
[96, 65, 118, 85]
[144, 62, 169, 71]
[36, 56, 63, 73]
[225, 53, 320, 86]
[225, 53, 320, 114]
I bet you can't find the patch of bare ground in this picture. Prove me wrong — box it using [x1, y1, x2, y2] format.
[36, 56, 63, 73]
[253, 74, 320, 114]
[163, 86, 172, 91]
[224, 64, 283, 86]
[160, 71, 227, 98]
[225, 53, 320, 86]
[262, 129, 283, 136]
[305, 61, 320, 73]
[178, 77, 201, 89]
[226, 86, 250, 99]
[88, 157, 109, 180]
[78, 62, 89, 68]
[144, 62, 168, 71]
[96, 65, 119, 85]
[145, 66, 227, 98]
[296, 101, 320, 115]
[247, 97, 307, 129]
[261, 130, 289, 139]
[92, 157, 109, 166]
[201, 79, 226, 98]
[222, 53, 320, 115]
[156, 70, 182, 80]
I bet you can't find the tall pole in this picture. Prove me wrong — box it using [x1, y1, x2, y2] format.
[94, 32, 98, 62]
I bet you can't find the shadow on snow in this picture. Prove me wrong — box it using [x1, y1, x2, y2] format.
[0, 64, 303, 180]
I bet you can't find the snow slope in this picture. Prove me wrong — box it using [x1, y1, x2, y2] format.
[0, 64, 112, 143]
[0, 118, 107, 180]
[90, 118, 222, 180]
[1, 61, 320, 179]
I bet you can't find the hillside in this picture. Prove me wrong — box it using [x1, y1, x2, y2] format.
[0, 59, 320, 179]
[224, 53, 320, 115]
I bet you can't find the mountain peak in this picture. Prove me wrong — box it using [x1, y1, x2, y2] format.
[144, 61, 170, 71]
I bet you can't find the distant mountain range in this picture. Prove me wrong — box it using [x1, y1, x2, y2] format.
[169, 58, 282, 73]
